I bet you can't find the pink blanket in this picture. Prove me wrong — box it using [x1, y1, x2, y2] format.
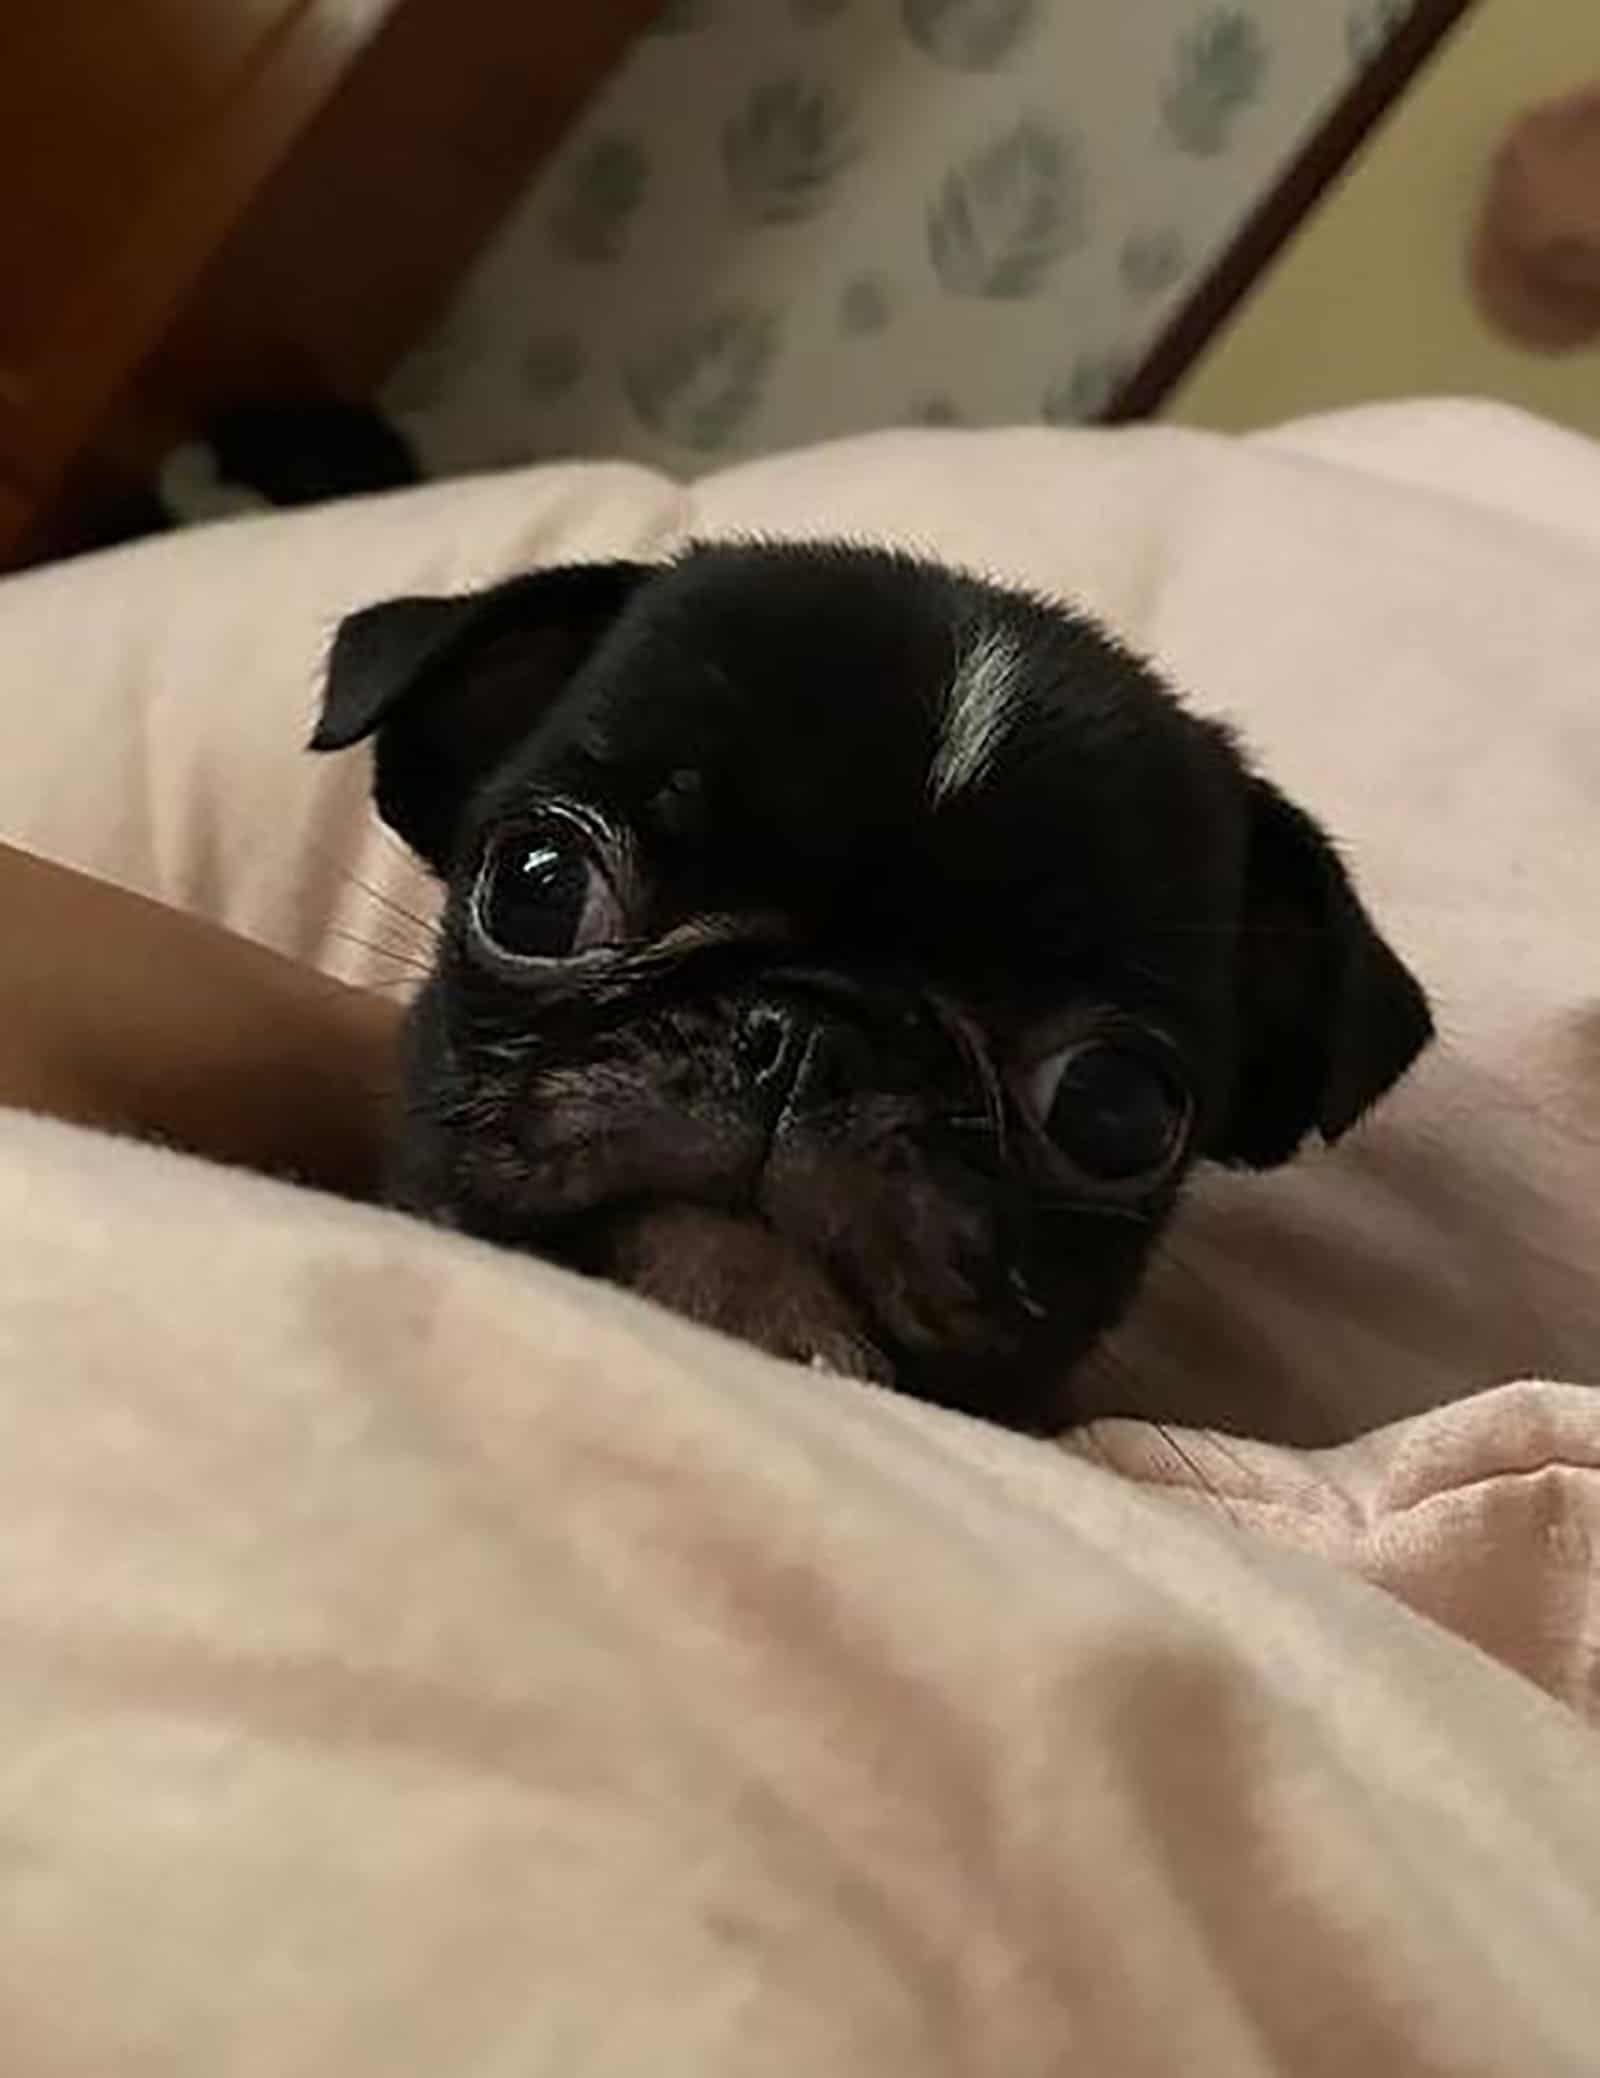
[0, 1107, 1597, 2074]
[1078, 1382, 1600, 1720]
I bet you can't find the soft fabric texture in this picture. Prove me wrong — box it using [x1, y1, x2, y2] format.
[1077, 1381, 1600, 1722]
[1, 1107, 1598, 2076]
[1, 400, 1598, 2069]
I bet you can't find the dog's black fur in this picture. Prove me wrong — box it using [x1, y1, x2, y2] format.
[314, 543, 1431, 1432]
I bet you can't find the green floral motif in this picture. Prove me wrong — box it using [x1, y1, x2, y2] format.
[622, 305, 781, 452]
[927, 116, 1086, 299]
[522, 334, 583, 401]
[1346, 0, 1413, 67]
[908, 394, 966, 427]
[648, 0, 714, 31]
[838, 272, 894, 336]
[902, 0, 1039, 71]
[1162, 9, 1269, 157]
[1119, 227, 1188, 301]
[723, 76, 857, 225]
[548, 136, 648, 263]
[1041, 350, 1129, 426]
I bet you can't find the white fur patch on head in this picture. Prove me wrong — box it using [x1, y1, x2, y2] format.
[930, 623, 1028, 803]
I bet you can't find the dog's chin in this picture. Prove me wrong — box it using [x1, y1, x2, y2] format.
[599, 1202, 896, 1388]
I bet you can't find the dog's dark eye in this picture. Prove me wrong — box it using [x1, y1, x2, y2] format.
[473, 827, 622, 961]
[1029, 1040, 1190, 1183]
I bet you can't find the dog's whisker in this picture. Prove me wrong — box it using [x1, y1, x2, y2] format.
[1105, 1356, 1243, 1519]
[1087, 1347, 1237, 1519]
[338, 869, 439, 939]
[1152, 1420, 1238, 1522]
[323, 925, 433, 972]
[303, 836, 440, 938]
[1197, 1426, 1258, 1485]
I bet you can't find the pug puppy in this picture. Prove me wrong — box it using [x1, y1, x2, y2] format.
[313, 543, 1431, 1433]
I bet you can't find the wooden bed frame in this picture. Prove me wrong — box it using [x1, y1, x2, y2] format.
[2, 0, 660, 567]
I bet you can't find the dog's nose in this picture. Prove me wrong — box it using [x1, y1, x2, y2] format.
[738, 1002, 867, 1122]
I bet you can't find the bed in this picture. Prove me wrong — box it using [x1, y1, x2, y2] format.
[0, 400, 1596, 2072]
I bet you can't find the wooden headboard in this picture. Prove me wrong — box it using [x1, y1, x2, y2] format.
[2, 0, 660, 567]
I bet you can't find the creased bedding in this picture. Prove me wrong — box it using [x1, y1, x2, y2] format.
[1, 1108, 1599, 2076]
[1, 400, 1598, 2069]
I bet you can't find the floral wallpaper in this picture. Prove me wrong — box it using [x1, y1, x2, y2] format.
[389, 0, 1422, 475]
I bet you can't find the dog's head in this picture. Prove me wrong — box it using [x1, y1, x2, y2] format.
[314, 544, 1430, 1430]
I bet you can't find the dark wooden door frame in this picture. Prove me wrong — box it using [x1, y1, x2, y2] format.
[1106, 0, 1479, 422]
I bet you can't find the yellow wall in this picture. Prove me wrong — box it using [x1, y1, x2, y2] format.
[1168, 0, 1600, 438]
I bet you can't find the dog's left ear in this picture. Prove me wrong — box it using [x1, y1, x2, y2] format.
[311, 561, 652, 870]
[1219, 774, 1433, 1168]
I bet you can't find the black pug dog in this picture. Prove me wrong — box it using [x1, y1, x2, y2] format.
[314, 543, 1431, 1433]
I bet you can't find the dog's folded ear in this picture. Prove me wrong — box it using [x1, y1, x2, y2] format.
[1220, 774, 1433, 1168]
[311, 561, 653, 869]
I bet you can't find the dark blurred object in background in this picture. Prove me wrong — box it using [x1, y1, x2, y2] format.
[204, 401, 420, 507]
[139, 402, 422, 540]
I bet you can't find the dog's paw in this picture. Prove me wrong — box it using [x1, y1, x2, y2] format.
[606, 1203, 892, 1386]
